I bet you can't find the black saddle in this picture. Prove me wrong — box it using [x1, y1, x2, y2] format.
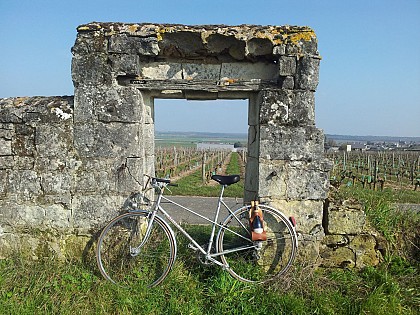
[211, 174, 240, 186]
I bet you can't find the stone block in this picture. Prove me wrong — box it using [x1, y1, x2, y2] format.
[0, 138, 12, 155]
[97, 87, 143, 123]
[244, 156, 258, 202]
[350, 234, 381, 267]
[326, 208, 366, 235]
[269, 199, 324, 235]
[206, 33, 245, 60]
[0, 170, 7, 195]
[40, 172, 72, 195]
[246, 38, 273, 57]
[72, 194, 126, 230]
[43, 204, 72, 229]
[109, 54, 140, 76]
[0, 156, 13, 169]
[2, 201, 45, 227]
[158, 31, 204, 58]
[12, 133, 35, 156]
[74, 122, 142, 158]
[279, 76, 294, 89]
[71, 32, 108, 55]
[35, 124, 73, 158]
[295, 56, 320, 90]
[71, 54, 112, 86]
[279, 56, 297, 76]
[108, 34, 159, 56]
[7, 170, 41, 201]
[284, 160, 330, 200]
[259, 125, 324, 161]
[139, 62, 183, 80]
[182, 63, 221, 80]
[258, 160, 287, 200]
[272, 44, 286, 56]
[290, 91, 315, 125]
[220, 62, 277, 81]
[320, 245, 356, 268]
[72, 158, 124, 194]
[295, 238, 320, 265]
[259, 90, 294, 126]
[14, 157, 34, 170]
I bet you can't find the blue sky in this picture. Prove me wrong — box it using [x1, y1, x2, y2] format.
[0, 0, 419, 137]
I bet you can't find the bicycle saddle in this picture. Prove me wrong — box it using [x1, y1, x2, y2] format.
[211, 174, 240, 186]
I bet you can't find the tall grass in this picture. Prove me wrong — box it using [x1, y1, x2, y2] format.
[1, 249, 419, 314]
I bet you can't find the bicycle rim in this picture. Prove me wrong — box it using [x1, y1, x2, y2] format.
[217, 205, 297, 284]
[96, 211, 176, 288]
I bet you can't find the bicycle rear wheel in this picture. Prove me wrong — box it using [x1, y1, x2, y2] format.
[96, 211, 176, 288]
[216, 205, 298, 284]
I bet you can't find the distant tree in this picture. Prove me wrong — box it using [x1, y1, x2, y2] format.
[234, 142, 244, 148]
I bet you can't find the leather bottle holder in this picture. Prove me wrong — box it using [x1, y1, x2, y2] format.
[249, 200, 267, 241]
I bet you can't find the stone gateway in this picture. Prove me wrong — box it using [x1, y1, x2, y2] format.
[0, 22, 380, 268]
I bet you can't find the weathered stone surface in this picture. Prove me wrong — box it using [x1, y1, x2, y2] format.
[74, 122, 141, 158]
[139, 62, 183, 80]
[295, 56, 320, 90]
[320, 246, 356, 268]
[259, 126, 325, 161]
[72, 195, 126, 230]
[351, 234, 381, 267]
[109, 54, 140, 76]
[269, 199, 324, 236]
[246, 38, 273, 57]
[0, 138, 12, 155]
[259, 90, 315, 126]
[108, 34, 159, 56]
[326, 200, 366, 234]
[279, 56, 297, 76]
[182, 63, 221, 80]
[206, 33, 245, 60]
[220, 62, 278, 81]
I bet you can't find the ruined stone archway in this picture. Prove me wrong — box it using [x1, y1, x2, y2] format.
[71, 22, 331, 259]
[0, 23, 332, 262]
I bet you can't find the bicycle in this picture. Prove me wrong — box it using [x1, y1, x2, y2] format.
[96, 174, 298, 288]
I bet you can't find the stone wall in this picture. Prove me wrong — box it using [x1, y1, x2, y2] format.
[0, 22, 382, 267]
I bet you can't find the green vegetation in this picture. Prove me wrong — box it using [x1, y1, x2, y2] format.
[1, 239, 419, 314]
[169, 152, 244, 197]
[336, 185, 420, 263]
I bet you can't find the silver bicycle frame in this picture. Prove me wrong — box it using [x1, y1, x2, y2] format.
[140, 184, 258, 268]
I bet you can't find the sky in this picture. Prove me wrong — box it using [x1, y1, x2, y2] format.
[0, 0, 419, 137]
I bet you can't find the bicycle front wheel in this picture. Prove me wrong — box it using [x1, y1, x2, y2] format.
[96, 211, 176, 288]
[216, 205, 298, 284]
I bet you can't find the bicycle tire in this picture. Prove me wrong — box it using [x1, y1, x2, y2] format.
[96, 211, 176, 288]
[216, 204, 298, 284]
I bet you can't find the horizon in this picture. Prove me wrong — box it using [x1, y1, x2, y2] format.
[155, 130, 420, 141]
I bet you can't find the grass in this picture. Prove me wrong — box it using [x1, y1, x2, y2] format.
[336, 185, 420, 263]
[168, 152, 245, 197]
[1, 249, 419, 314]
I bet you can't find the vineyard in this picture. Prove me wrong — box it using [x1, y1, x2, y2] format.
[155, 147, 246, 183]
[154, 145, 420, 196]
[327, 151, 420, 191]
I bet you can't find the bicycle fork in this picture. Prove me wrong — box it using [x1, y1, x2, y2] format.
[129, 210, 159, 256]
